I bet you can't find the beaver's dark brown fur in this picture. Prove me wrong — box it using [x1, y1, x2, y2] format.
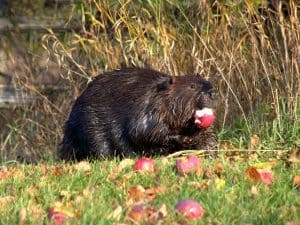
[60, 68, 217, 160]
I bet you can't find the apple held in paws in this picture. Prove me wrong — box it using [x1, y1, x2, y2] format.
[194, 108, 215, 128]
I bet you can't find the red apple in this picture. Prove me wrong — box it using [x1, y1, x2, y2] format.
[128, 204, 147, 221]
[194, 108, 215, 128]
[48, 208, 66, 225]
[259, 170, 274, 186]
[176, 155, 201, 175]
[133, 157, 155, 171]
[175, 199, 204, 219]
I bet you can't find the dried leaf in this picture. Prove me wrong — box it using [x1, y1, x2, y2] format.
[40, 164, 48, 176]
[214, 178, 226, 190]
[288, 151, 300, 164]
[293, 175, 300, 188]
[108, 205, 123, 220]
[73, 161, 91, 173]
[253, 161, 277, 169]
[128, 204, 147, 222]
[145, 187, 164, 202]
[127, 185, 146, 202]
[245, 166, 262, 182]
[286, 221, 300, 225]
[127, 185, 163, 204]
[250, 134, 260, 148]
[0, 195, 15, 209]
[220, 140, 238, 150]
[51, 166, 64, 176]
[111, 172, 135, 188]
[190, 181, 210, 190]
[28, 204, 44, 221]
[204, 168, 214, 179]
[0, 171, 13, 180]
[157, 203, 168, 218]
[249, 186, 259, 196]
[117, 159, 135, 171]
[148, 204, 168, 222]
[82, 187, 94, 199]
[213, 161, 225, 175]
[26, 185, 39, 198]
[0, 168, 23, 180]
[19, 207, 27, 225]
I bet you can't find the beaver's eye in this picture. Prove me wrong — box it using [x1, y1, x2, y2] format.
[196, 95, 203, 104]
[190, 84, 196, 89]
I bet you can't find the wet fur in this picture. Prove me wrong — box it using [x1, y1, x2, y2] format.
[60, 68, 217, 161]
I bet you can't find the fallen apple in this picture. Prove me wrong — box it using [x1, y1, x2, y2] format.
[128, 204, 147, 221]
[259, 170, 274, 186]
[175, 199, 204, 219]
[48, 207, 66, 225]
[194, 108, 215, 128]
[176, 155, 201, 175]
[133, 157, 155, 171]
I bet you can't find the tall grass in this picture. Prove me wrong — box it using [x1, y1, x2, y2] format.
[1, 0, 299, 161]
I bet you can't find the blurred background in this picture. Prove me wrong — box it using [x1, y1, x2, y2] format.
[0, 0, 299, 162]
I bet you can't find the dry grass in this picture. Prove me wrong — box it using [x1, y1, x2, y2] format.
[0, 0, 299, 162]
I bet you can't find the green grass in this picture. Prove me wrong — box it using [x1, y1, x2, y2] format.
[1, 0, 299, 161]
[0, 155, 299, 224]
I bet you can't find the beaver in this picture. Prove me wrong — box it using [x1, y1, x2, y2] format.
[60, 68, 217, 160]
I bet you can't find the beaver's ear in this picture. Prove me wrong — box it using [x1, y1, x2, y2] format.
[156, 77, 174, 91]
